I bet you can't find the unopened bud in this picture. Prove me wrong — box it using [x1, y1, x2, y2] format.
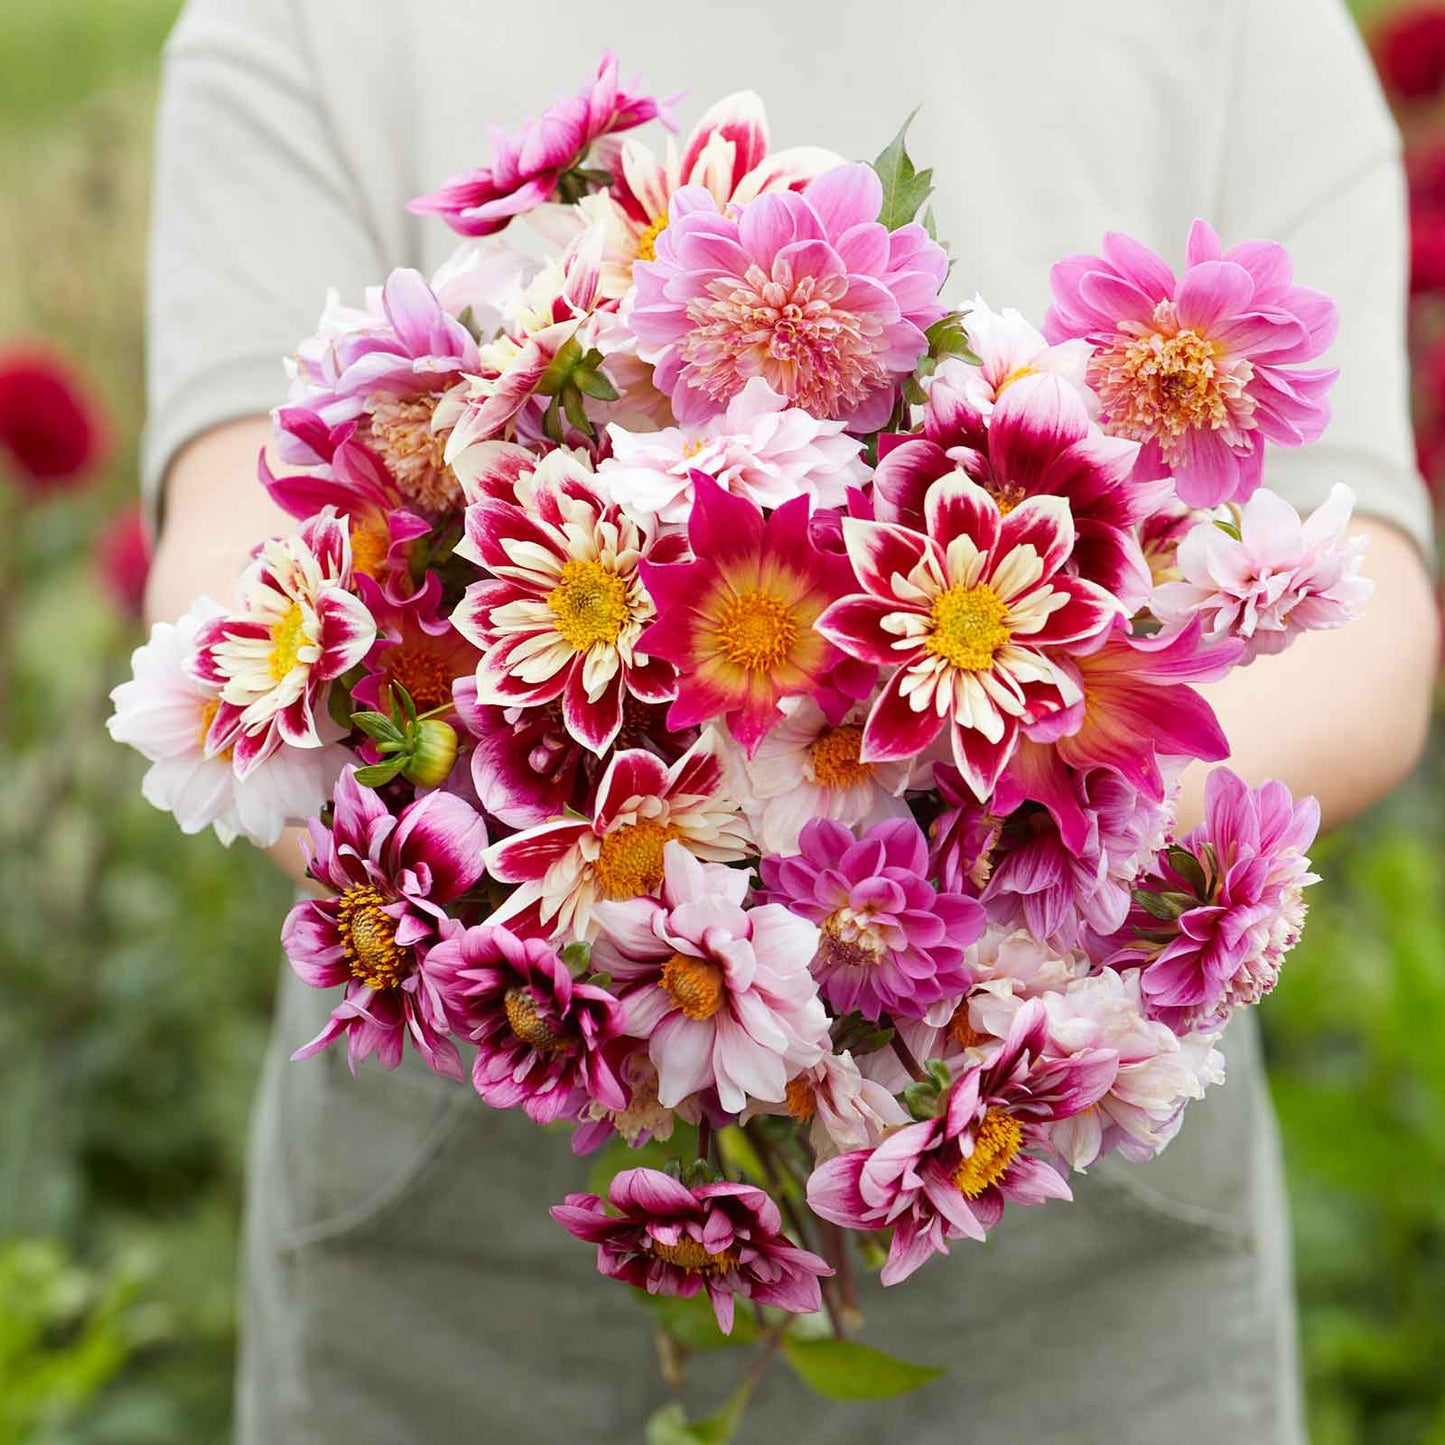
[402, 718, 459, 788]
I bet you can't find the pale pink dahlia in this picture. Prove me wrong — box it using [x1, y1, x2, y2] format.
[1045, 222, 1338, 506]
[1152, 484, 1372, 663]
[626, 164, 949, 429]
[746, 1050, 910, 1163]
[597, 377, 868, 523]
[807, 1000, 1116, 1284]
[591, 842, 829, 1113]
[759, 817, 985, 1024]
[816, 476, 1120, 800]
[190, 509, 376, 776]
[550, 1167, 831, 1334]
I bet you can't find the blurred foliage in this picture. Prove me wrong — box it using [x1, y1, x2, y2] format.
[0, 1, 1440, 1442]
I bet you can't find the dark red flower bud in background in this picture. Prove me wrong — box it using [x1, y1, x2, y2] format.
[1375, 6, 1445, 103]
[0, 343, 108, 494]
[95, 504, 152, 619]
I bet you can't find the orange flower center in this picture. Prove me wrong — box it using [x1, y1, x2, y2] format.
[659, 952, 727, 1021]
[594, 819, 678, 900]
[648, 1236, 738, 1273]
[503, 986, 570, 1052]
[952, 1108, 1023, 1199]
[336, 884, 412, 991]
[807, 725, 873, 788]
[548, 558, 630, 653]
[382, 643, 454, 715]
[948, 1000, 989, 1051]
[926, 583, 1011, 672]
[715, 589, 797, 672]
[635, 210, 669, 264]
[367, 392, 463, 515]
[349, 519, 390, 579]
[785, 1074, 817, 1122]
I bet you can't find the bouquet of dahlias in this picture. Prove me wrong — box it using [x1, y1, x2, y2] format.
[110, 54, 1370, 1434]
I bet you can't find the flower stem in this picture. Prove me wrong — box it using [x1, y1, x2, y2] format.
[891, 1032, 927, 1082]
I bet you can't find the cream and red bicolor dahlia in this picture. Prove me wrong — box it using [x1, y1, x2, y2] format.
[590, 841, 829, 1113]
[638, 477, 867, 755]
[807, 999, 1117, 1284]
[759, 817, 985, 1023]
[408, 52, 671, 237]
[428, 923, 629, 1124]
[191, 508, 376, 775]
[1045, 221, 1338, 506]
[484, 730, 751, 941]
[550, 1167, 831, 1334]
[451, 452, 681, 755]
[816, 475, 1120, 801]
[281, 768, 489, 1077]
[626, 164, 949, 430]
[607, 90, 840, 270]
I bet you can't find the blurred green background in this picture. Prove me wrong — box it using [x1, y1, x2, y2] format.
[0, 2, 1442, 1441]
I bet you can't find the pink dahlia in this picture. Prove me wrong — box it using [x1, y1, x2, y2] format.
[0, 343, 108, 493]
[428, 924, 628, 1124]
[875, 371, 1162, 610]
[747, 1051, 910, 1163]
[350, 574, 478, 719]
[638, 477, 866, 755]
[191, 509, 376, 775]
[758, 817, 984, 1023]
[597, 377, 867, 523]
[1117, 769, 1319, 1031]
[451, 452, 680, 755]
[282, 768, 489, 1076]
[550, 1167, 831, 1334]
[1152, 484, 1372, 664]
[807, 1000, 1116, 1284]
[817, 476, 1119, 799]
[408, 52, 671, 237]
[1045, 222, 1338, 506]
[591, 842, 829, 1113]
[485, 731, 751, 941]
[626, 164, 949, 430]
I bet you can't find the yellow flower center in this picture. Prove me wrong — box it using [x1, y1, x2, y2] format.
[659, 952, 726, 1021]
[952, 1108, 1024, 1199]
[807, 725, 874, 789]
[785, 1074, 817, 1122]
[197, 697, 222, 748]
[817, 910, 888, 970]
[503, 986, 570, 1052]
[635, 210, 669, 264]
[336, 884, 412, 991]
[681, 435, 710, 459]
[594, 819, 678, 901]
[349, 520, 390, 579]
[548, 558, 630, 653]
[926, 583, 1011, 672]
[648, 1236, 738, 1274]
[993, 363, 1038, 398]
[715, 589, 797, 672]
[268, 602, 308, 681]
[947, 1000, 989, 1051]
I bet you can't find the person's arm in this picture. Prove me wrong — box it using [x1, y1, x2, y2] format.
[1175, 517, 1437, 832]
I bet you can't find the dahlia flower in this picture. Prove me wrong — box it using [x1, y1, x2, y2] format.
[721, 696, 912, 856]
[350, 575, 479, 718]
[747, 1051, 910, 1163]
[1152, 484, 1372, 663]
[484, 730, 750, 941]
[408, 52, 671, 237]
[1045, 222, 1338, 506]
[597, 377, 867, 523]
[808, 1000, 1116, 1284]
[95, 505, 151, 620]
[428, 924, 628, 1124]
[876, 371, 1162, 610]
[451, 451, 679, 755]
[591, 842, 829, 1112]
[1042, 969, 1225, 1170]
[107, 599, 341, 847]
[927, 761, 1007, 894]
[639, 478, 866, 755]
[0, 344, 108, 492]
[282, 768, 489, 1076]
[606, 89, 840, 270]
[817, 475, 1119, 799]
[1120, 769, 1320, 1031]
[759, 817, 984, 1023]
[627, 164, 949, 429]
[550, 1167, 831, 1334]
[190, 509, 376, 775]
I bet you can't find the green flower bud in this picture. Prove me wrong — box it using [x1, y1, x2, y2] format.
[401, 719, 459, 789]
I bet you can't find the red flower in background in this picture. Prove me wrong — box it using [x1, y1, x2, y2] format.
[1375, 6, 1445, 102]
[0, 344, 108, 493]
[95, 505, 152, 619]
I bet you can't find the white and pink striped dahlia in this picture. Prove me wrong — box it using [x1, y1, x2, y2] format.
[451, 452, 682, 755]
[191, 509, 376, 775]
[816, 476, 1120, 802]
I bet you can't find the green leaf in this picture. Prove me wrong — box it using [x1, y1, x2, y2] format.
[924, 311, 979, 366]
[645, 1398, 747, 1445]
[1164, 844, 1209, 898]
[781, 1337, 945, 1401]
[352, 760, 407, 788]
[560, 940, 592, 976]
[536, 334, 585, 396]
[562, 382, 595, 439]
[870, 112, 934, 231]
[1133, 887, 1187, 922]
[350, 712, 405, 745]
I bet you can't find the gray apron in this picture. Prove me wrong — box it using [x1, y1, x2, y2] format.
[236, 963, 1306, 1444]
